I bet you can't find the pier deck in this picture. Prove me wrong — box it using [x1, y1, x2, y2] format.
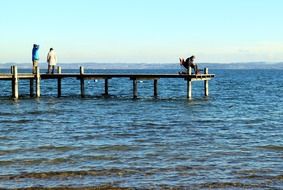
[1, 66, 215, 99]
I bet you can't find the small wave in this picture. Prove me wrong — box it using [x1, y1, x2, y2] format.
[3, 185, 130, 190]
[0, 112, 14, 116]
[197, 182, 266, 189]
[37, 145, 78, 152]
[0, 157, 78, 166]
[27, 110, 59, 115]
[0, 169, 140, 180]
[0, 146, 77, 156]
[256, 145, 283, 152]
[97, 145, 138, 152]
[0, 119, 33, 124]
[75, 155, 118, 161]
[0, 136, 13, 140]
[0, 158, 48, 166]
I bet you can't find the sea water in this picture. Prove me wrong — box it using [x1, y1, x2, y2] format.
[0, 69, 282, 189]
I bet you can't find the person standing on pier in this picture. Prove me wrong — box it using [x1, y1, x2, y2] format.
[47, 48, 57, 74]
[179, 55, 199, 74]
[32, 44, 40, 74]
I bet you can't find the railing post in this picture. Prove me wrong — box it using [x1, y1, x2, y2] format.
[80, 66, 85, 98]
[57, 66, 62, 97]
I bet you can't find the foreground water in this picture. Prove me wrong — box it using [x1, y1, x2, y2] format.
[0, 69, 283, 189]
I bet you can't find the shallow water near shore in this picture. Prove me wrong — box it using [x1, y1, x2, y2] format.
[0, 69, 283, 189]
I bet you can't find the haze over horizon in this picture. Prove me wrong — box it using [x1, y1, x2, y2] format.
[1, 0, 283, 64]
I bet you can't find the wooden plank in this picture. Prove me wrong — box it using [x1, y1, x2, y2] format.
[130, 77, 160, 80]
[0, 74, 12, 80]
[40, 73, 214, 80]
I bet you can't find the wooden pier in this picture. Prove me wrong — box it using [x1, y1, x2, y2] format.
[1, 66, 215, 99]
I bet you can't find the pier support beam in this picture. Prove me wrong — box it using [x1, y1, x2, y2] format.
[187, 79, 192, 99]
[104, 78, 109, 96]
[36, 66, 41, 97]
[154, 79, 158, 97]
[204, 68, 209, 96]
[80, 66, 85, 98]
[11, 66, 19, 99]
[187, 67, 192, 99]
[30, 79, 34, 97]
[133, 79, 138, 99]
[57, 66, 62, 97]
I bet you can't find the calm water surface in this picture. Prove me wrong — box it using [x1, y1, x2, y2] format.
[0, 69, 283, 189]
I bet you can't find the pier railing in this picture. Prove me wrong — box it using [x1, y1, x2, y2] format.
[1, 66, 215, 99]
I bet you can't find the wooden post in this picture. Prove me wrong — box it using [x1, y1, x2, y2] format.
[11, 66, 19, 99]
[30, 66, 35, 97]
[104, 78, 109, 96]
[80, 66, 85, 98]
[57, 66, 62, 97]
[154, 79, 158, 97]
[30, 79, 34, 97]
[133, 79, 138, 99]
[187, 66, 192, 99]
[204, 68, 209, 96]
[36, 66, 40, 97]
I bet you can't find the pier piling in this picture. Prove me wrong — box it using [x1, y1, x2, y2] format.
[204, 68, 209, 96]
[30, 79, 34, 97]
[36, 67, 40, 97]
[80, 66, 85, 98]
[133, 79, 138, 99]
[154, 79, 158, 97]
[104, 78, 109, 96]
[187, 67, 192, 99]
[11, 66, 19, 99]
[57, 66, 62, 97]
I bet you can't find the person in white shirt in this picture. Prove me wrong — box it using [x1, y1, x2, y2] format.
[47, 48, 57, 74]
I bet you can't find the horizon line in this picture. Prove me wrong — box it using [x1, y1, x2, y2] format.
[1, 61, 283, 65]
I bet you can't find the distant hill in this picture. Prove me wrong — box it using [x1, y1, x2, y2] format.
[200, 62, 283, 69]
[1, 62, 283, 70]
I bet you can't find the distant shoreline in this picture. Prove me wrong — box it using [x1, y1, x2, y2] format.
[1, 62, 283, 69]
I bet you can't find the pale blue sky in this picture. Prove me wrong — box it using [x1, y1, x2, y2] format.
[1, 0, 283, 63]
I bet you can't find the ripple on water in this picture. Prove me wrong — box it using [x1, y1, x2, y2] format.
[0, 145, 78, 157]
[256, 145, 283, 152]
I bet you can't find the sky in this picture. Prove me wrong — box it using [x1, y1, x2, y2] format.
[0, 0, 283, 64]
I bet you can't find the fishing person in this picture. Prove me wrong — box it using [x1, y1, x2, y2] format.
[47, 48, 57, 74]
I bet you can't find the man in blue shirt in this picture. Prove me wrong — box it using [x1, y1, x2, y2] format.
[32, 44, 40, 73]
